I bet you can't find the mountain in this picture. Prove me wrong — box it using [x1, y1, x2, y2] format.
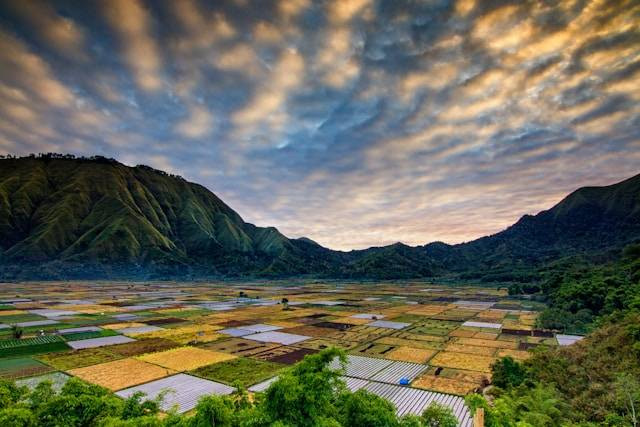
[0, 154, 638, 280]
[0, 155, 340, 278]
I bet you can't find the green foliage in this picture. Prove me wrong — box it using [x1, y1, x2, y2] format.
[338, 389, 398, 427]
[490, 357, 528, 389]
[480, 311, 640, 426]
[468, 385, 570, 427]
[261, 348, 346, 425]
[0, 407, 37, 426]
[535, 244, 640, 333]
[0, 348, 470, 427]
[191, 357, 284, 388]
[0, 335, 69, 358]
[189, 395, 234, 427]
[11, 325, 23, 339]
[420, 403, 458, 427]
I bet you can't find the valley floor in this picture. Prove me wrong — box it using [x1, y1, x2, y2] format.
[0, 281, 576, 423]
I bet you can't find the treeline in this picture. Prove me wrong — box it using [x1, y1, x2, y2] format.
[0, 153, 186, 181]
[467, 310, 640, 426]
[0, 348, 460, 427]
[508, 243, 640, 334]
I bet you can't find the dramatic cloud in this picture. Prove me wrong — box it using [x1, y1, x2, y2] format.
[0, 0, 638, 250]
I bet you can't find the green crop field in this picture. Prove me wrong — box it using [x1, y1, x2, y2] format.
[192, 357, 286, 388]
[0, 335, 69, 357]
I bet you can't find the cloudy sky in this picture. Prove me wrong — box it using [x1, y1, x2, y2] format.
[0, 0, 638, 250]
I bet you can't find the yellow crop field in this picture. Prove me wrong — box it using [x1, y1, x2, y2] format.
[0, 310, 25, 316]
[413, 375, 478, 395]
[394, 332, 446, 342]
[68, 358, 173, 390]
[429, 352, 496, 372]
[102, 322, 147, 330]
[55, 304, 123, 314]
[455, 338, 519, 349]
[137, 324, 223, 344]
[474, 332, 499, 340]
[407, 306, 447, 316]
[332, 316, 371, 325]
[449, 329, 476, 338]
[137, 346, 236, 371]
[445, 343, 497, 356]
[386, 346, 436, 363]
[375, 337, 441, 350]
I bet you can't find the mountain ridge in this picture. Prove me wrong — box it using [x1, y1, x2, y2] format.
[1, 154, 638, 280]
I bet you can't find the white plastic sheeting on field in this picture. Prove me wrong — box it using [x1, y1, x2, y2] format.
[556, 334, 584, 346]
[367, 320, 410, 330]
[116, 374, 234, 413]
[244, 331, 310, 345]
[370, 361, 429, 384]
[351, 313, 385, 320]
[67, 335, 135, 349]
[363, 381, 472, 426]
[462, 321, 502, 329]
[242, 324, 283, 333]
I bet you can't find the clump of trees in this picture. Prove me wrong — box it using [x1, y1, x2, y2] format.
[507, 243, 640, 334]
[467, 311, 640, 426]
[0, 348, 458, 427]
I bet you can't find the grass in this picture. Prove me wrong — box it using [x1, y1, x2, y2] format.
[137, 346, 236, 371]
[68, 358, 174, 391]
[192, 357, 285, 387]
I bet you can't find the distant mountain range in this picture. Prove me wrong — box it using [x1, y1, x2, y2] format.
[1, 155, 638, 280]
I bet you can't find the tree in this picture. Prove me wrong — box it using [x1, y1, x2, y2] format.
[189, 395, 234, 427]
[614, 374, 640, 427]
[10, 324, 23, 339]
[398, 415, 423, 427]
[261, 348, 346, 426]
[421, 403, 457, 427]
[0, 408, 36, 426]
[338, 389, 398, 427]
[121, 392, 160, 419]
[490, 357, 528, 389]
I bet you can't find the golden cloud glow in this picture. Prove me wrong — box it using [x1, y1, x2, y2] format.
[7, 1, 86, 60]
[0, 31, 74, 107]
[103, 0, 163, 91]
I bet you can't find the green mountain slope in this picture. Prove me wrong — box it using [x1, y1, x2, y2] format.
[0, 155, 638, 280]
[0, 155, 340, 278]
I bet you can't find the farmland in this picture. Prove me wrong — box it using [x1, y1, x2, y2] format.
[0, 280, 578, 423]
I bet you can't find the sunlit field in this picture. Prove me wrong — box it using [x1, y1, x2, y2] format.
[0, 280, 576, 422]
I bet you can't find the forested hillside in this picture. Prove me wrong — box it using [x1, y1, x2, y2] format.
[1, 154, 639, 281]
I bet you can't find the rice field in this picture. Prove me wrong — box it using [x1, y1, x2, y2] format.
[137, 346, 236, 371]
[0, 280, 568, 408]
[68, 358, 175, 390]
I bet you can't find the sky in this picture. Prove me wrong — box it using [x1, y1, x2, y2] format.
[0, 0, 638, 251]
